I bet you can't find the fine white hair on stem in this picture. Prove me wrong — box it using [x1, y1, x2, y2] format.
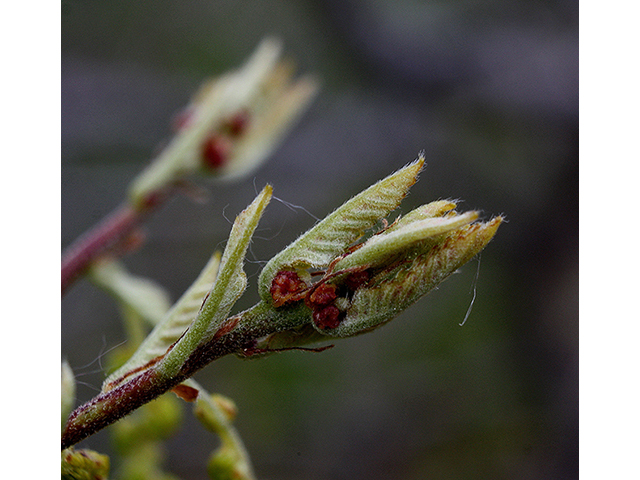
[460, 253, 482, 327]
[272, 194, 320, 222]
[221, 203, 234, 225]
[74, 337, 128, 373]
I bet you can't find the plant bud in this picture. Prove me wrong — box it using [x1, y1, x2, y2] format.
[258, 157, 502, 339]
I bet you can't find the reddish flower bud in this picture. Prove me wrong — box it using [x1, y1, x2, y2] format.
[313, 304, 343, 330]
[305, 282, 337, 308]
[201, 135, 231, 170]
[270, 270, 307, 307]
[226, 110, 250, 137]
[343, 269, 371, 292]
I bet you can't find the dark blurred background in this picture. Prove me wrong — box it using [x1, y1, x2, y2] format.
[61, 1, 578, 479]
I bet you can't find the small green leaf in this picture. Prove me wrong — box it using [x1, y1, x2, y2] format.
[89, 259, 173, 327]
[103, 186, 271, 388]
[128, 39, 283, 207]
[332, 210, 479, 272]
[320, 216, 503, 337]
[158, 186, 272, 376]
[102, 252, 221, 391]
[385, 199, 457, 232]
[258, 156, 425, 303]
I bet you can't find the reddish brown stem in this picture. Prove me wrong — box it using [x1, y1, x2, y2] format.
[61, 301, 310, 450]
[61, 204, 141, 295]
[61, 331, 242, 449]
[61, 186, 173, 295]
[62, 305, 282, 449]
[61, 368, 171, 450]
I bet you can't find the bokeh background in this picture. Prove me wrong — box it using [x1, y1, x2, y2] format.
[61, 1, 578, 479]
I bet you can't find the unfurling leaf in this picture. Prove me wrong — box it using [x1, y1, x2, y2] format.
[331, 210, 480, 272]
[158, 185, 272, 377]
[128, 38, 318, 208]
[258, 156, 425, 303]
[322, 216, 503, 337]
[102, 252, 221, 391]
[256, 158, 502, 341]
[89, 259, 173, 328]
[103, 186, 271, 390]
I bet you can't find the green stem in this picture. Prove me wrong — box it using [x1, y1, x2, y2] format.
[188, 379, 256, 480]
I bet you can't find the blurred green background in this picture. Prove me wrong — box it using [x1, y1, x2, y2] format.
[61, 1, 578, 479]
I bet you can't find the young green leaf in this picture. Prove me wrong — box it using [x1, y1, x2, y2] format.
[89, 258, 173, 328]
[384, 199, 457, 232]
[331, 210, 480, 272]
[320, 216, 503, 337]
[158, 185, 272, 377]
[102, 252, 221, 391]
[128, 40, 283, 207]
[258, 156, 425, 303]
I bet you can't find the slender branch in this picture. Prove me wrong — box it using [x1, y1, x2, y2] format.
[62, 204, 139, 295]
[61, 159, 503, 453]
[61, 189, 171, 296]
[61, 42, 319, 297]
[61, 301, 309, 450]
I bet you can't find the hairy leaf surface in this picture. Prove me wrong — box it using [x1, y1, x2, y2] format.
[258, 157, 425, 302]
